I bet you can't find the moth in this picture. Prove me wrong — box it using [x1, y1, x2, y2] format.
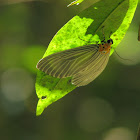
[37, 37, 113, 87]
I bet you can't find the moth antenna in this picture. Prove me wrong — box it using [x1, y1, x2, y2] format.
[114, 49, 133, 62]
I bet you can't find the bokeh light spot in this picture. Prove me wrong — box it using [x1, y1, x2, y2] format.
[103, 127, 135, 140]
[76, 97, 115, 133]
[1, 68, 34, 102]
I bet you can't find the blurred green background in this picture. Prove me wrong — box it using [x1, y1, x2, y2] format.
[0, 0, 140, 140]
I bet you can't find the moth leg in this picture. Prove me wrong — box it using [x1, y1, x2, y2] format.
[101, 25, 106, 43]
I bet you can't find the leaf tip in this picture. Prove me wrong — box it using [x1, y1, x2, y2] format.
[36, 98, 48, 116]
[36, 103, 44, 116]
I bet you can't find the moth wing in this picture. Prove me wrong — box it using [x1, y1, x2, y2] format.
[37, 44, 99, 78]
[72, 53, 110, 86]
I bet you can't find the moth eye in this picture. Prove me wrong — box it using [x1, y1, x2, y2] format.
[107, 40, 110, 43]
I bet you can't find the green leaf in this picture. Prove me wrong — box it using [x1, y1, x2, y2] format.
[67, 0, 84, 7]
[36, 0, 138, 116]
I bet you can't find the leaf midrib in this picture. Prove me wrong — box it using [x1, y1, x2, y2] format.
[94, 0, 127, 34]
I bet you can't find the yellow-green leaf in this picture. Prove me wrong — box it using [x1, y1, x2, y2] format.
[36, 0, 138, 116]
[67, 0, 84, 7]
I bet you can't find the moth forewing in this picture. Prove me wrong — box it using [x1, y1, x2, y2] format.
[37, 44, 99, 78]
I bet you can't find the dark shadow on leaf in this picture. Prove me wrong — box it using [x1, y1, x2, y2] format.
[78, 0, 129, 40]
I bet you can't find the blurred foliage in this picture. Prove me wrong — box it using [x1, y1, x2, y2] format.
[137, 124, 140, 140]
[0, 0, 140, 140]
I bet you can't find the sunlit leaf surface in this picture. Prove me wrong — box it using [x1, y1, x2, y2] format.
[36, 0, 138, 116]
[67, 0, 84, 7]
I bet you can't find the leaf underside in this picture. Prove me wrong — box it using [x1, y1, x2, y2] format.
[35, 0, 138, 116]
